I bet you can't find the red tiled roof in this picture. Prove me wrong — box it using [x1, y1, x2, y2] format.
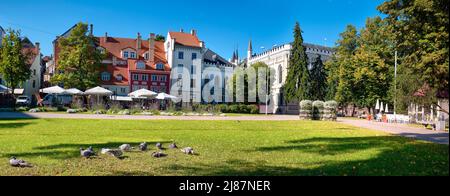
[22, 47, 39, 65]
[99, 64, 129, 86]
[169, 32, 201, 48]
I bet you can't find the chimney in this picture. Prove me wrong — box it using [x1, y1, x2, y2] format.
[180, 28, 184, 33]
[90, 24, 93, 36]
[149, 33, 155, 62]
[104, 32, 108, 43]
[191, 29, 197, 36]
[137, 33, 142, 50]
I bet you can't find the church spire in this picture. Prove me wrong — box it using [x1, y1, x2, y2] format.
[247, 39, 253, 60]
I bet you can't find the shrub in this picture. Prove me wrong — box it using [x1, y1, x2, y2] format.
[313, 101, 325, 120]
[299, 100, 313, 120]
[300, 100, 313, 110]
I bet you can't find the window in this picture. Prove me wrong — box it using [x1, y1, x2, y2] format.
[191, 65, 196, 75]
[120, 88, 126, 93]
[132, 74, 139, 81]
[144, 53, 149, 60]
[278, 65, 283, 84]
[177, 64, 184, 73]
[151, 75, 157, 81]
[141, 74, 148, 81]
[101, 72, 111, 81]
[32, 80, 36, 88]
[136, 61, 145, 69]
[130, 52, 136, 59]
[123, 51, 129, 58]
[33, 69, 36, 76]
[156, 63, 164, 70]
[160, 75, 167, 82]
[192, 53, 197, 60]
[116, 75, 123, 81]
[178, 51, 184, 59]
[151, 86, 159, 92]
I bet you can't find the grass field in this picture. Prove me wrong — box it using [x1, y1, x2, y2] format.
[0, 119, 448, 176]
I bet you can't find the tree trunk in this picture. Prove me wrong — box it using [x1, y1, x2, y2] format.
[351, 103, 356, 117]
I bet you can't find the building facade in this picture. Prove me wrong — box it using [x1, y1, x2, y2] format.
[246, 41, 335, 114]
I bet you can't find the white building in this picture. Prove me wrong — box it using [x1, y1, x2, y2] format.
[246, 40, 335, 114]
[165, 29, 234, 104]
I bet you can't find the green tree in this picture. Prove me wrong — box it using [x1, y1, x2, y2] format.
[52, 22, 104, 90]
[284, 22, 310, 102]
[0, 29, 31, 100]
[324, 55, 339, 100]
[310, 55, 327, 100]
[378, 0, 449, 114]
[155, 34, 165, 42]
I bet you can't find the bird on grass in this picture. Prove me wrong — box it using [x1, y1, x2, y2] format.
[80, 147, 96, 158]
[151, 152, 167, 158]
[156, 143, 163, 150]
[119, 144, 133, 152]
[9, 157, 33, 168]
[181, 147, 195, 155]
[101, 148, 123, 158]
[139, 142, 148, 151]
[169, 143, 178, 149]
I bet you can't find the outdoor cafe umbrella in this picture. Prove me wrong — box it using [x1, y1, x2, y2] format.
[0, 84, 9, 93]
[84, 86, 113, 104]
[156, 93, 178, 100]
[375, 99, 380, 110]
[385, 104, 389, 113]
[65, 88, 84, 95]
[40, 86, 67, 106]
[380, 102, 384, 112]
[128, 89, 157, 98]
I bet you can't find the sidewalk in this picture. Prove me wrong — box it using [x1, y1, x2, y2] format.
[339, 118, 449, 145]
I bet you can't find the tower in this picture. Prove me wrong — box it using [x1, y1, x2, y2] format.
[247, 39, 253, 61]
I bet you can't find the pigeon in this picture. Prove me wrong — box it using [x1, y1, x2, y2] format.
[9, 157, 33, 167]
[151, 152, 167, 158]
[156, 143, 163, 150]
[119, 144, 132, 152]
[101, 148, 123, 158]
[169, 143, 178, 149]
[80, 148, 96, 158]
[139, 142, 148, 151]
[181, 147, 195, 155]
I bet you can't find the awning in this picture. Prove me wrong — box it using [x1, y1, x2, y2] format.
[110, 96, 133, 102]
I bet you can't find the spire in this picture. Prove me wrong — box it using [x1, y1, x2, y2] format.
[232, 51, 237, 62]
[248, 39, 253, 52]
[247, 39, 253, 60]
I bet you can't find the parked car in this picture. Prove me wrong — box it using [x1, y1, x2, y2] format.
[16, 96, 31, 106]
[42, 94, 73, 106]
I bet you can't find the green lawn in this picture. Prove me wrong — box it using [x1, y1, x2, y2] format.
[0, 119, 448, 176]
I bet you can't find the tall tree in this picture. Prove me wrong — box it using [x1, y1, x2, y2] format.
[284, 22, 310, 102]
[52, 22, 104, 90]
[378, 0, 449, 113]
[0, 29, 31, 100]
[310, 55, 327, 100]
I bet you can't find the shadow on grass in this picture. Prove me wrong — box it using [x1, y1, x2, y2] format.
[0, 121, 35, 130]
[161, 137, 449, 176]
[0, 112, 37, 120]
[2, 141, 172, 160]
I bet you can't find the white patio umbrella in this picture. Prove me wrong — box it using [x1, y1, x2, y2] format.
[380, 102, 384, 112]
[65, 88, 84, 95]
[0, 84, 9, 93]
[128, 89, 157, 98]
[385, 104, 389, 113]
[156, 93, 178, 100]
[41, 86, 66, 94]
[84, 86, 113, 105]
[375, 99, 380, 110]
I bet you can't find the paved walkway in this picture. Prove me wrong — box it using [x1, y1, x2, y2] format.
[1, 112, 448, 144]
[339, 118, 449, 145]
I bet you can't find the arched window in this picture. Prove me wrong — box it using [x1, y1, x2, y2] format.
[278, 65, 283, 84]
[101, 72, 111, 81]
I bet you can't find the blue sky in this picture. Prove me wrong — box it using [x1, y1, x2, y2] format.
[1, 0, 384, 59]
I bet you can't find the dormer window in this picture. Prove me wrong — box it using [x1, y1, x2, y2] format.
[136, 61, 145, 69]
[156, 63, 164, 70]
[123, 51, 129, 59]
[116, 75, 123, 81]
[130, 52, 136, 59]
[144, 53, 149, 60]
